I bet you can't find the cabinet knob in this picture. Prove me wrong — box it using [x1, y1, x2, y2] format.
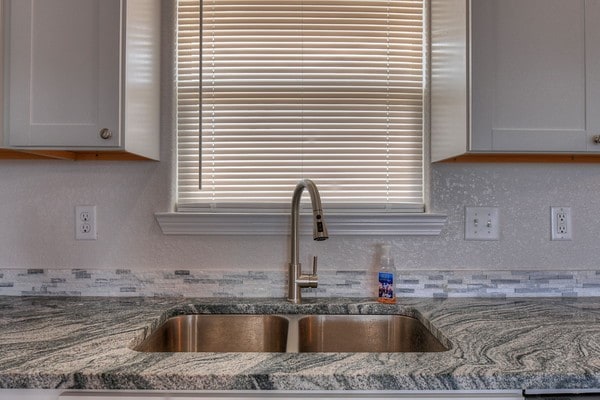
[593, 135, 600, 144]
[99, 128, 113, 140]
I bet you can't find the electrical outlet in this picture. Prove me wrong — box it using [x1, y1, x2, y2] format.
[551, 206, 572, 241]
[76, 205, 97, 240]
[465, 207, 500, 241]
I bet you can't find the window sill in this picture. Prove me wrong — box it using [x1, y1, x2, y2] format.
[155, 212, 447, 236]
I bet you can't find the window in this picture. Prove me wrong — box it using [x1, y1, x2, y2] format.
[163, 0, 445, 235]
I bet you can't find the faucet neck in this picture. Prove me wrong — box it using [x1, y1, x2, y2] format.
[290, 179, 325, 266]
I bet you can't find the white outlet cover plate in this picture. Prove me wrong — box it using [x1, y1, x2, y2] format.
[75, 205, 97, 240]
[464, 206, 500, 241]
[551, 206, 572, 241]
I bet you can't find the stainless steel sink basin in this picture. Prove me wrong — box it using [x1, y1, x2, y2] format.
[135, 315, 289, 352]
[296, 315, 448, 353]
[134, 314, 448, 353]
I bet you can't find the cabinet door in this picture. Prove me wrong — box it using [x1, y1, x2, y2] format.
[5, 0, 120, 148]
[586, 0, 600, 151]
[59, 391, 525, 400]
[471, 0, 591, 152]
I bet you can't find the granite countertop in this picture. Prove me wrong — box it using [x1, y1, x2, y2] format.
[1, 296, 600, 391]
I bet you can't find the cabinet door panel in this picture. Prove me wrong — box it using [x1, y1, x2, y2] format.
[472, 0, 588, 152]
[6, 0, 120, 148]
[586, 0, 600, 151]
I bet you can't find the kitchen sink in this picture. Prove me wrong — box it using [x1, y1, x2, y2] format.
[134, 314, 448, 353]
[295, 314, 448, 353]
[134, 315, 289, 352]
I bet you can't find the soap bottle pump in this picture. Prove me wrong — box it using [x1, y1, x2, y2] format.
[377, 244, 396, 304]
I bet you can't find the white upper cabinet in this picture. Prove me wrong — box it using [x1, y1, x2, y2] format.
[7, 0, 120, 149]
[431, 0, 600, 161]
[1, 0, 160, 160]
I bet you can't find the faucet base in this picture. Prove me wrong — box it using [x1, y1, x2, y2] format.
[288, 263, 318, 303]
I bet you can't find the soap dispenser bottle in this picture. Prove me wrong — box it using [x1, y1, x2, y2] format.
[377, 244, 396, 304]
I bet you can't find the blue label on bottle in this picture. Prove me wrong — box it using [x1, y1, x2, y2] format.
[378, 272, 394, 299]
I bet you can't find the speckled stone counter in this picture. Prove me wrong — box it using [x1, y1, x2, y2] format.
[1, 296, 600, 391]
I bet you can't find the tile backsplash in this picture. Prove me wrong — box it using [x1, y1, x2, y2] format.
[0, 268, 599, 298]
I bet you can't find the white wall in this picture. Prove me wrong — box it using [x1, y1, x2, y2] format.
[2, 2, 600, 273]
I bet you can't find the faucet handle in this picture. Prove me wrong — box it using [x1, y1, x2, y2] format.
[311, 255, 318, 276]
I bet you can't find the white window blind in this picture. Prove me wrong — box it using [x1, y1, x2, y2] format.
[176, 0, 424, 213]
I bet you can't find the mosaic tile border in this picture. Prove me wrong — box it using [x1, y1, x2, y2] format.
[0, 268, 599, 298]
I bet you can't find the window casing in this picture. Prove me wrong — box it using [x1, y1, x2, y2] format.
[176, 0, 425, 214]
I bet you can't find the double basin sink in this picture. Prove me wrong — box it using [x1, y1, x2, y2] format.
[134, 314, 449, 353]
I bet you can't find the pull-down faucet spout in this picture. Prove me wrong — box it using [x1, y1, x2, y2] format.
[288, 179, 328, 303]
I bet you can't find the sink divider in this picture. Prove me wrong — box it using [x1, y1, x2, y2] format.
[284, 315, 300, 353]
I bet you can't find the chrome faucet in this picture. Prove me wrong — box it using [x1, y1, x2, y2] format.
[288, 179, 329, 303]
